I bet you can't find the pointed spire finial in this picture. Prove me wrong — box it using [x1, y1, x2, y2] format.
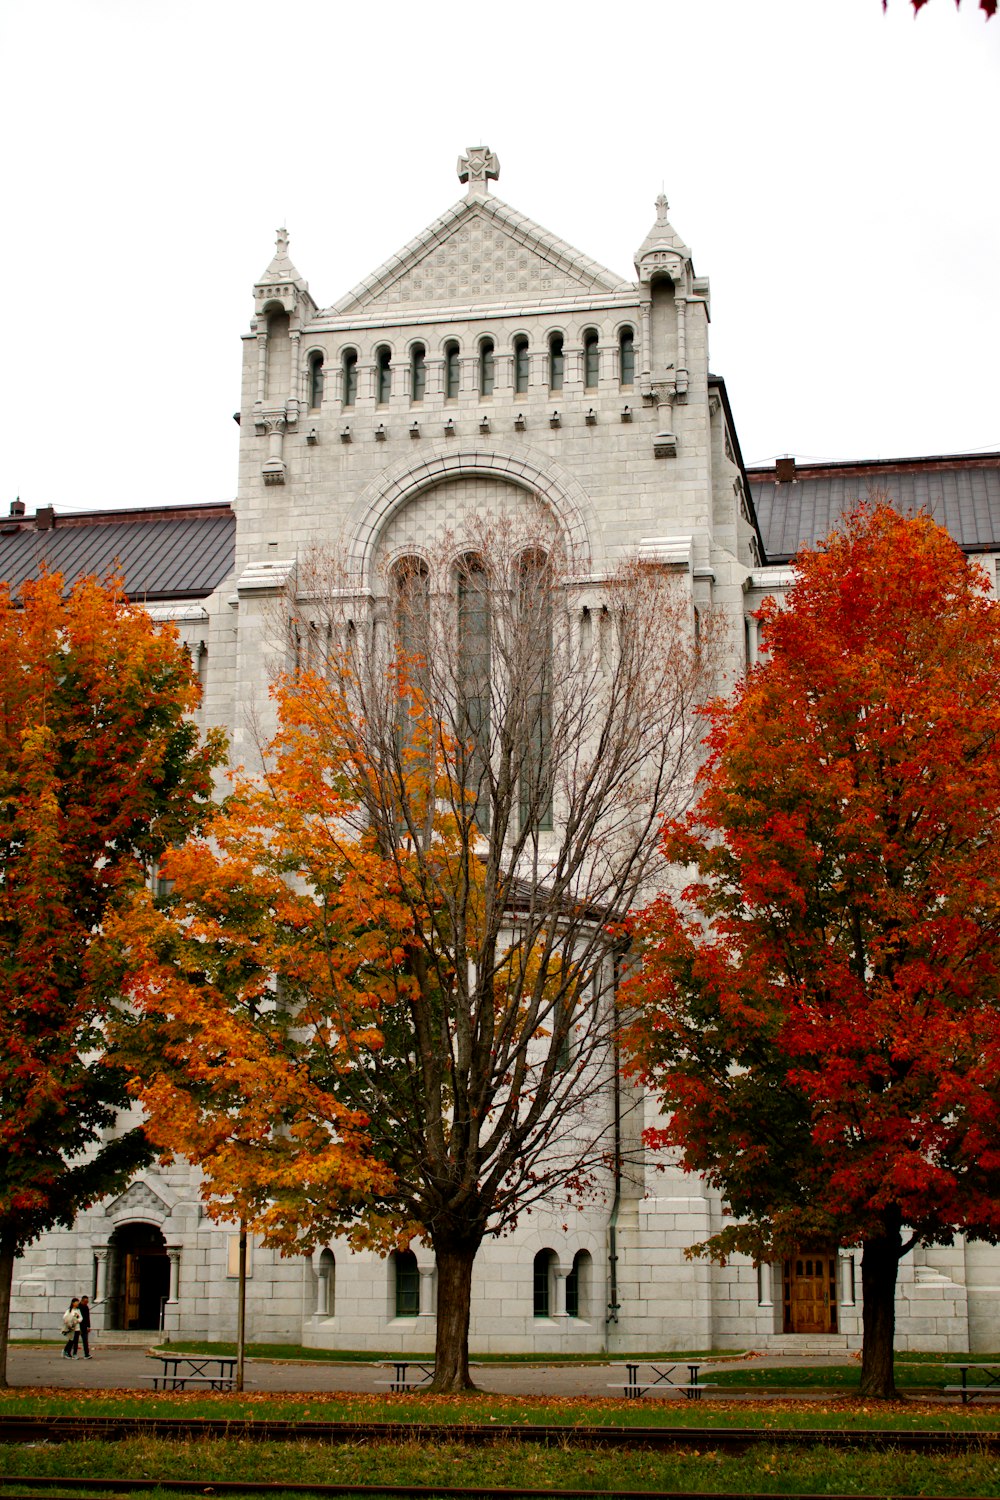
[457, 145, 500, 197]
[655, 192, 670, 225]
[275, 226, 289, 257]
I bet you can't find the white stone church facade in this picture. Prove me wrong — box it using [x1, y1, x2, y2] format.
[8, 149, 1000, 1356]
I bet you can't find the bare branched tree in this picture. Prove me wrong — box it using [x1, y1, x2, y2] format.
[279, 521, 715, 1388]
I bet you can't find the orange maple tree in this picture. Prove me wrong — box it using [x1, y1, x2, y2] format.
[116, 530, 710, 1390]
[623, 505, 1000, 1398]
[0, 573, 224, 1386]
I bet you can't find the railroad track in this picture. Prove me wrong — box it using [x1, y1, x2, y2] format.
[3, 1486, 1000, 1500]
[0, 1483, 996, 1500]
[1, 1415, 999, 1452]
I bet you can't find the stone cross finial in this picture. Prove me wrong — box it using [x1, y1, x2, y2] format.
[275, 226, 290, 258]
[655, 193, 670, 225]
[458, 146, 500, 196]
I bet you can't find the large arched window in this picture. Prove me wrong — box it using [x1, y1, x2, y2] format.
[444, 341, 461, 400]
[619, 327, 635, 387]
[479, 338, 495, 398]
[548, 333, 564, 392]
[342, 349, 358, 407]
[518, 550, 553, 832]
[513, 336, 529, 394]
[394, 1250, 420, 1317]
[308, 350, 325, 408]
[457, 554, 491, 831]
[393, 556, 430, 670]
[376, 346, 392, 405]
[533, 1249, 555, 1318]
[583, 330, 599, 390]
[410, 344, 426, 403]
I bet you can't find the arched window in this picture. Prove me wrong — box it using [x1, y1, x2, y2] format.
[518, 550, 552, 833]
[619, 327, 635, 387]
[410, 344, 426, 403]
[513, 336, 529, 394]
[318, 1248, 335, 1317]
[394, 1250, 420, 1317]
[583, 330, 599, 390]
[444, 341, 461, 400]
[548, 333, 564, 392]
[376, 346, 392, 405]
[566, 1250, 591, 1318]
[533, 1249, 555, 1318]
[393, 556, 430, 671]
[308, 351, 325, 408]
[479, 338, 495, 398]
[458, 554, 491, 832]
[342, 349, 358, 407]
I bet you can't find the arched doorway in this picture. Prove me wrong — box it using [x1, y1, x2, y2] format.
[109, 1222, 170, 1331]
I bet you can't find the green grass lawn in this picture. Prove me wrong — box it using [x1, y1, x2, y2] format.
[3, 1388, 1000, 1431]
[4, 1433, 1000, 1497]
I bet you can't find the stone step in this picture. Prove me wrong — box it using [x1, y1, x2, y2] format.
[760, 1333, 853, 1354]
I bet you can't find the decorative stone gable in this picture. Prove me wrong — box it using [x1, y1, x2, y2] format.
[105, 1180, 172, 1223]
[343, 211, 616, 313]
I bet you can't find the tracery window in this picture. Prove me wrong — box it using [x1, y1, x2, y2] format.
[457, 554, 491, 831]
[517, 549, 553, 833]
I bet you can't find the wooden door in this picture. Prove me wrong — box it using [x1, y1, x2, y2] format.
[124, 1253, 142, 1330]
[783, 1252, 838, 1333]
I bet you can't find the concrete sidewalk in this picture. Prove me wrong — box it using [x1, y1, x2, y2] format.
[6, 1344, 862, 1399]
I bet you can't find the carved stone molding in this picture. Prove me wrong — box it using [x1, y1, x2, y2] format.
[105, 1180, 171, 1223]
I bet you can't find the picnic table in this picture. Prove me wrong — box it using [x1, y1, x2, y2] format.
[609, 1361, 715, 1400]
[378, 1358, 436, 1392]
[145, 1353, 237, 1390]
[943, 1362, 1000, 1403]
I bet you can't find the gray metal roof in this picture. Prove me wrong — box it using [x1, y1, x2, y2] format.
[0, 505, 236, 600]
[748, 455, 1000, 563]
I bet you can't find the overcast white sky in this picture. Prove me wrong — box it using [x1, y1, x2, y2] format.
[2, 0, 997, 513]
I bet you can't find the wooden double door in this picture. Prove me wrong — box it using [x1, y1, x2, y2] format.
[782, 1250, 838, 1334]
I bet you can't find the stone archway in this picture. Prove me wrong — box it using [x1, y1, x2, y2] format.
[108, 1222, 170, 1332]
[346, 446, 600, 591]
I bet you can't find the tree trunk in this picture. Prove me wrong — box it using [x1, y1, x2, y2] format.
[429, 1238, 479, 1392]
[859, 1216, 903, 1399]
[0, 1236, 15, 1389]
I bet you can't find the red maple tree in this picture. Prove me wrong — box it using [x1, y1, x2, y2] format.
[0, 573, 224, 1386]
[624, 505, 1000, 1398]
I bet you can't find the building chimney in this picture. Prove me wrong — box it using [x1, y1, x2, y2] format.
[9, 497, 25, 517]
[35, 506, 55, 530]
[775, 456, 797, 483]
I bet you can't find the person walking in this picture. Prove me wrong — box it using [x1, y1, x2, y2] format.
[77, 1295, 92, 1358]
[61, 1299, 82, 1359]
